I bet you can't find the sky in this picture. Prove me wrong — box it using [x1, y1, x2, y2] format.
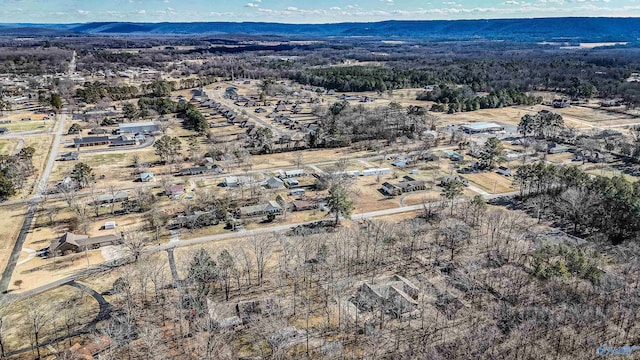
[0, 0, 638, 23]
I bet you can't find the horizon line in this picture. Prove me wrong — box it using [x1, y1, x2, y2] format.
[1, 16, 640, 26]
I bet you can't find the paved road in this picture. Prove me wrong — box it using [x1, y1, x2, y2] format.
[37, 113, 67, 193]
[0, 113, 66, 295]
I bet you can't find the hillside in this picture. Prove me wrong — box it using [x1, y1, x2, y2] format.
[1, 17, 639, 42]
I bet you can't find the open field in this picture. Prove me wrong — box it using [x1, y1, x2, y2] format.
[464, 171, 516, 194]
[0, 139, 17, 155]
[0, 205, 28, 278]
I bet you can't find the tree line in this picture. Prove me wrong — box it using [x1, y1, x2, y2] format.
[515, 161, 640, 244]
[0, 147, 36, 200]
[421, 86, 542, 113]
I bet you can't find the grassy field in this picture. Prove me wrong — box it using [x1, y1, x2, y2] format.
[0, 205, 28, 278]
[0, 139, 17, 155]
[465, 171, 516, 194]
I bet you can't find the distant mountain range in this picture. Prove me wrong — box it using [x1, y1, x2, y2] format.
[0, 18, 639, 42]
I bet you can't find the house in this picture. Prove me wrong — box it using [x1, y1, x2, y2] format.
[552, 98, 569, 108]
[595, 129, 623, 139]
[440, 176, 469, 187]
[290, 189, 306, 196]
[59, 152, 79, 161]
[265, 177, 285, 189]
[49, 232, 120, 256]
[56, 177, 78, 192]
[275, 103, 288, 112]
[445, 151, 465, 161]
[110, 135, 137, 147]
[117, 121, 160, 134]
[338, 94, 359, 101]
[547, 143, 571, 154]
[93, 192, 129, 205]
[238, 201, 283, 218]
[224, 87, 238, 100]
[497, 166, 512, 176]
[292, 199, 324, 211]
[361, 168, 391, 176]
[601, 98, 623, 107]
[381, 177, 427, 196]
[279, 169, 305, 179]
[224, 176, 252, 187]
[140, 172, 154, 182]
[351, 275, 420, 318]
[459, 122, 505, 134]
[284, 178, 300, 188]
[74, 136, 110, 147]
[165, 184, 185, 198]
[88, 128, 109, 135]
[392, 157, 412, 167]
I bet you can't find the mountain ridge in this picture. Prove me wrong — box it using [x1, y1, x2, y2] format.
[0, 18, 638, 42]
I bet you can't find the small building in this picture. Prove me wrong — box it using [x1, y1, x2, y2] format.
[117, 121, 160, 134]
[140, 172, 154, 182]
[445, 151, 465, 161]
[238, 201, 283, 218]
[440, 176, 469, 187]
[74, 136, 110, 147]
[459, 122, 505, 134]
[255, 108, 267, 113]
[93, 192, 129, 205]
[165, 184, 185, 198]
[290, 189, 306, 196]
[381, 178, 427, 196]
[284, 178, 300, 188]
[265, 177, 285, 189]
[497, 166, 512, 176]
[292, 199, 324, 211]
[552, 98, 569, 108]
[88, 128, 109, 135]
[224, 176, 252, 187]
[547, 143, 571, 154]
[104, 221, 117, 230]
[361, 168, 391, 176]
[392, 157, 411, 167]
[49, 232, 120, 256]
[280, 169, 305, 179]
[59, 152, 79, 161]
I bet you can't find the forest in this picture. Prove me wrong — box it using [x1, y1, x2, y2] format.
[2, 195, 639, 359]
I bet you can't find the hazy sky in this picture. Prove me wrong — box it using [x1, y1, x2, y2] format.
[0, 0, 637, 23]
